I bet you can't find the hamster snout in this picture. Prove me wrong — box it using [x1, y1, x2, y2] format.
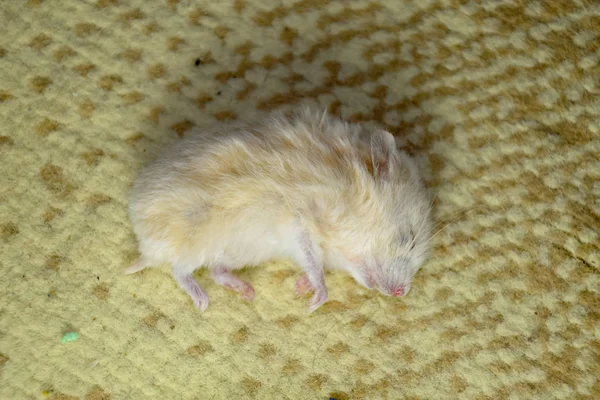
[126, 107, 433, 313]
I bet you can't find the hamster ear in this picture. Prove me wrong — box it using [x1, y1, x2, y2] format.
[370, 130, 397, 180]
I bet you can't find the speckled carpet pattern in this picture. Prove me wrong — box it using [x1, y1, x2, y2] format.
[1, 0, 599, 399]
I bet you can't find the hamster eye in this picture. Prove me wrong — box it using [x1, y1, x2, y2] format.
[408, 228, 416, 250]
[400, 234, 415, 250]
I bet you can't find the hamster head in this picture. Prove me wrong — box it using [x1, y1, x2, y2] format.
[368, 196, 432, 298]
[343, 129, 433, 297]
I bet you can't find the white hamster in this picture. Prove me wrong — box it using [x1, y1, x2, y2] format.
[127, 107, 433, 313]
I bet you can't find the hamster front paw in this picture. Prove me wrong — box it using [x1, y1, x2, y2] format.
[172, 269, 210, 312]
[193, 292, 210, 312]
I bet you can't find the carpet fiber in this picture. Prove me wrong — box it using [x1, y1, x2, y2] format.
[1, 0, 599, 399]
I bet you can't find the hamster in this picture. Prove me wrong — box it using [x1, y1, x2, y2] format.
[126, 107, 433, 313]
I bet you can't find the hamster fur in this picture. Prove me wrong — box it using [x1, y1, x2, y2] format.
[127, 107, 432, 312]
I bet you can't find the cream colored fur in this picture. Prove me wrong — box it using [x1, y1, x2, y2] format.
[129, 107, 432, 297]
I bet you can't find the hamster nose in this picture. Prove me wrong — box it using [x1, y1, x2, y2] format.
[392, 286, 405, 297]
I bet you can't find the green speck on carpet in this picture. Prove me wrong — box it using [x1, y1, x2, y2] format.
[61, 332, 79, 343]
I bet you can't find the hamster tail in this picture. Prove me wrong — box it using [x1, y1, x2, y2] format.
[124, 258, 149, 274]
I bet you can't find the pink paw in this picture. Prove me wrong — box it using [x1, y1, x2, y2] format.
[193, 294, 209, 312]
[295, 274, 313, 296]
[224, 281, 255, 302]
[240, 282, 255, 302]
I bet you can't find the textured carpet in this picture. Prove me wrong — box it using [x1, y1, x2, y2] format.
[1, 0, 599, 399]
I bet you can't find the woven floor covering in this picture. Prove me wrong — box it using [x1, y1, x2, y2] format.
[1, 0, 598, 399]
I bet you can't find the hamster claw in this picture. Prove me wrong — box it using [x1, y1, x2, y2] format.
[308, 289, 328, 313]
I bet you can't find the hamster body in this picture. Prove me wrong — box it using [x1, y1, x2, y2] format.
[127, 107, 432, 312]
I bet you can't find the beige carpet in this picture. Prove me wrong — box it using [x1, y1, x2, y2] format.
[1, 0, 599, 399]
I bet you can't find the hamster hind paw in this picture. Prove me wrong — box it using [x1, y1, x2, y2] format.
[295, 273, 313, 296]
[211, 267, 255, 302]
